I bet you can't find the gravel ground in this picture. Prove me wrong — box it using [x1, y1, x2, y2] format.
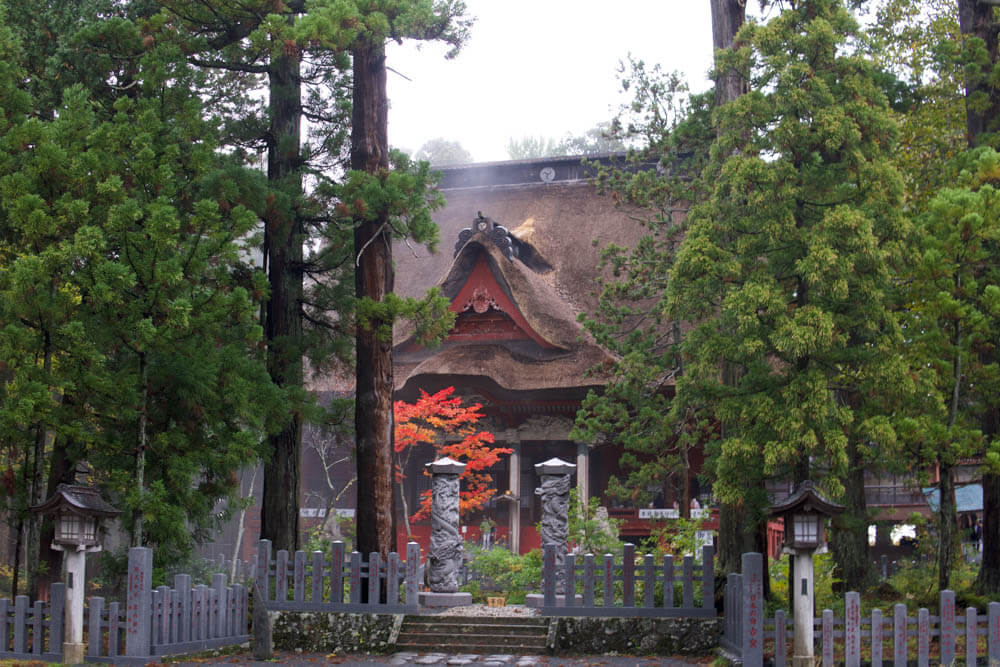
[428, 604, 540, 617]
[170, 650, 714, 666]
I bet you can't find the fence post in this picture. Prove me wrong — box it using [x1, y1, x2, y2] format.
[175, 574, 191, 643]
[966, 607, 977, 666]
[275, 550, 288, 602]
[387, 552, 400, 605]
[213, 573, 228, 638]
[564, 553, 577, 607]
[989, 601, 1000, 663]
[87, 597, 104, 658]
[664, 555, 675, 609]
[331, 541, 345, 605]
[871, 608, 882, 667]
[741, 552, 763, 665]
[49, 582, 65, 654]
[917, 608, 929, 667]
[845, 591, 861, 667]
[726, 572, 741, 649]
[13, 595, 27, 653]
[602, 553, 613, 607]
[125, 546, 153, 658]
[623, 543, 635, 607]
[349, 552, 361, 605]
[31, 600, 43, 655]
[701, 545, 714, 610]
[940, 590, 955, 665]
[682, 555, 694, 608]
[893, 603, 907, 666]
[311, 551, 323, 603]
[293, 551, 305, 604]
[108, 600, 120, 657]
[255, 540, 271, 605]
[775, 609, 786, 667]
[642, 554, 654, 608]
[583, 554, 595, 607]
[405, 542, 419, 610]
[367, 552, 380, 608]
[542, 545, 556, 607]
[822, 609, 834, 666]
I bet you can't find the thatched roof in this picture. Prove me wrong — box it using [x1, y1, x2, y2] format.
[393, 155, 660, 394]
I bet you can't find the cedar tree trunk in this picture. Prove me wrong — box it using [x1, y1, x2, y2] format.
[352, 41, 397, 562]
[260, 48, 304, 553]
[960, 0, 1000, 594]
[830, 441, 874, 592]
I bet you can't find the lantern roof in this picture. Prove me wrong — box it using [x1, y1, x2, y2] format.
[769, 480, 844, 518]
[32, 483, 120, 518]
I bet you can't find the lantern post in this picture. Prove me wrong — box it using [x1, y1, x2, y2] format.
[769, 481, 844, 667]
[33, 484, 119, 665]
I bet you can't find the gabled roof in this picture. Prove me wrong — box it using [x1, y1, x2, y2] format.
[769, 481, 844, 518]
[394, 216, 615, 393]
[32, 483, 120, 517]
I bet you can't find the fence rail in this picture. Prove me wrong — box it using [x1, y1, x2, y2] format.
[539, 544, 715, 618]
[724, 554, 1000, 666]
[0, 584, 65, 662]
[255, 539, 420, 613]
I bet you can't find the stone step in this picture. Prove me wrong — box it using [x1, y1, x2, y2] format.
[394, 641, 547, 655]
[397, 631, 547, 646]
[402, 615, 548, 627]
[400, 622, 547, 637]
[394, 615, 549, 655]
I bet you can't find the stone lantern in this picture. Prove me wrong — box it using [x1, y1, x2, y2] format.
[769, 481, 843, 667]
[33, 484, 119, 665]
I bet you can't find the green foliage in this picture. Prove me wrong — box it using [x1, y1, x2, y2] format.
[641, 517, 708, 561]
[668, 0, 910, 514]
[572, 59, 714, 511]
[463, 545, 542, 604]
[567, 488, 622, 556]
[768, 551, 840, 616]
[0, 14, 283, 567]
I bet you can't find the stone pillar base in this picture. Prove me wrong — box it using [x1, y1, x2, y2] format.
[418, 591, 473, 608]
[525, 593, 583, 608]
[791, 656, 817, 667]
[63, 641, 85, 666]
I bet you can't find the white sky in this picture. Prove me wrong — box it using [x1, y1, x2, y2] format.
[385, 2, 716, 163]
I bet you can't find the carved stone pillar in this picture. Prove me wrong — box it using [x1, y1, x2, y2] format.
[535, 457, 575, 593]
[419, 457, 473, 608]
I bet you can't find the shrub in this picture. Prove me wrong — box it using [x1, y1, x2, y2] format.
[462, 545, 541, 604]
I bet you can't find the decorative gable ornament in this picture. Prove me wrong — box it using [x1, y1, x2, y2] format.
[455, 213, 518, 261]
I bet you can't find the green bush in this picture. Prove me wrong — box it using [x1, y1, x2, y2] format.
[462, 545, 542, 604]
[768, 551, 840, 616]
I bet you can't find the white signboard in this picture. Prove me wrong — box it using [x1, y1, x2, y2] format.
[638, 508, 709, 519]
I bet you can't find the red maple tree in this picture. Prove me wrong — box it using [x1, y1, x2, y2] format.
[394, 387, 512, 525]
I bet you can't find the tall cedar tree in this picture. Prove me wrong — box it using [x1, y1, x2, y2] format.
[666, 0, 911, 591]
[956, 0, 1000, 594]
[0, 9, 282, 574]
[901, 146, 1000, 590]
[394, 387, 510, 533]
[574, 1, 746, 584]
[155, 0, 468, 553]
[347, 2, 469, 561]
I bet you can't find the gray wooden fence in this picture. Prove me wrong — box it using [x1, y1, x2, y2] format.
[0, 583, 65, 662]
[539, 543, 715, 618]
[723, 553, 1000, 665]
[255, 539, 421, 613]
[86, 546, 249, 664]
